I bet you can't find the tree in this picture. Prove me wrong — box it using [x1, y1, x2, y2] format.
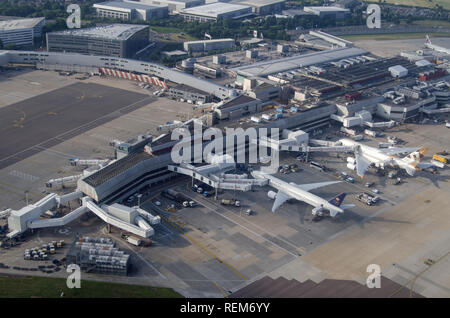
[5, 43, 16, 50]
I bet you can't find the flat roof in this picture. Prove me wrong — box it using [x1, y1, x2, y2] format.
[217, 95, 257, 109]
[232, 47, 368, 77]
[181, 3, 251, 18]
[0, 17, 45, 31]
[239, 0, 285, 7]
[184, 38, 235, 45]
[171, 83, 209, 95]
[144, 0, 200, 3]
[304, 6, 350, 12]
[49, 24, 148, 40]
[94, 1, 166, 10]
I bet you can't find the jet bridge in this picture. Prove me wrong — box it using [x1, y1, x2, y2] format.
[257, 137, 356, 153]
[168, 162, 267, 192]
[6, 191, 155, 239]
[85, 199, 154, 238]
[421, 107, 450, 114]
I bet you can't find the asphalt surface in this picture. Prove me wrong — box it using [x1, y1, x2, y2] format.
[0, 82, 152, 169]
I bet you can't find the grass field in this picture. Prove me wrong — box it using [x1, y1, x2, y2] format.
[0, 275, 183, 298]
[150, 26, 183, 33]
[412, 20, 450, 27]
[341, 32, 450, 41]
[369, 0, 450, 10]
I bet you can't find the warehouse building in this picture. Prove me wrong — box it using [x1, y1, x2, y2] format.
[184, 38, 235, 52]
[93, 1, 168, 21]
[213, 95, 262, 120]
[180, 2, 253, 22]
[0, 17, 45, 47]
[140, 0, 205, 13]
[232, 47, 368, 78]
[236, 0, 285, 15]
[46, 24, 149, 58]
[169, 83, 212, 103]
[303, 6, 350, 20]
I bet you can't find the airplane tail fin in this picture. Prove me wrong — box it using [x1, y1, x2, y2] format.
[329, 193, 346, 207]
[426, 35, 431, 44]
[402, 147, 427, 163]
[398, 147, 428, 176]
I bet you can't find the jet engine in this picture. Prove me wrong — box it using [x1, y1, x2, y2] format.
[312, 206, 324, 216]
[267, 191, 277, 200]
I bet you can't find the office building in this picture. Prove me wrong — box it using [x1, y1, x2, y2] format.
[46, 24, 149, 58]
[0, 17, 45, 47]
[94, 1, 168, 21]
[180, 2, 252, 22]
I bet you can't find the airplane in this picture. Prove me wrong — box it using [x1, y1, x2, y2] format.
[251, 170, 354, 217]
[339, 138, 427, 177]
[425, 35, 450, 55]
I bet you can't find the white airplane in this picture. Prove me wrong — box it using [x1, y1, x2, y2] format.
[251, 170, 354, 217]
[425, 35, 450, 55]
[339, 138, 427, 177]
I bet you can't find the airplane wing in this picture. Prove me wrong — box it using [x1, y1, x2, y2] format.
[289, 181, 341, 192]
[379, 147, 419, 155]
[417, 162, 436, 169]
[355, 152, 373, 177]
[272, 191, 292, 212]
[329, 207, 342, 218]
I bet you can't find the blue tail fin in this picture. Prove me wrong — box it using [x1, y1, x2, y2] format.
[329, 193, 346, 207]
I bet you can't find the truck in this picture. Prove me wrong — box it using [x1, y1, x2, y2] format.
[162, 189, 190, 203]
[221, 199, 240, 207]
[182, 201, 196, 208]
[345, 176, 355, 183]
[356, 193, 379, 206]
[387, 170, 398, 179]
[378, 142, 394, 149]
[126, 236, 142, 247]
[432, 154, 448, 164]
[364, 129, 378, 138]
[192, 184, 203, 193]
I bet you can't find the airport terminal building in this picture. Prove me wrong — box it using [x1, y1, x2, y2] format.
[0, 17, 45, 47]
[46, 24, 149, 58]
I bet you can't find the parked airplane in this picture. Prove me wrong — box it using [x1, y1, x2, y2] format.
[425, 35, 450, 55]
[339, 138, 427, 177]
[251, 170, 353, 217]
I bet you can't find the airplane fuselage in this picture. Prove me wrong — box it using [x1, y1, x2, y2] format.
[262, 173, 342, 213]
[425, 43, 450, 55]
[339, 138, 394, 167]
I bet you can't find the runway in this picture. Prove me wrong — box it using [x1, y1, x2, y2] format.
[0, 82, 153, 169]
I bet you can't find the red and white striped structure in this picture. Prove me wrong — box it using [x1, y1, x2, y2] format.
[99, 67, 168, 89]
